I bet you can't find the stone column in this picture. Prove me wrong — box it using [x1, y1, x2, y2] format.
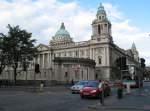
[48, 53, 50, 68]
[38, 55, 40, 64]
[43, 53, 45, 68]
[90, 48, 92, 59]
[106, 46, 110, 66]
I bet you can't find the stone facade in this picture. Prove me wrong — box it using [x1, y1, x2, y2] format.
[0, 3, 141, 84]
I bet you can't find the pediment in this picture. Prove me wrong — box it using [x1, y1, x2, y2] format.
[37, 44, 49, 51]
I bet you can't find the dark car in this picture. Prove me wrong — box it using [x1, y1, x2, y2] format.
[80, 80, 111, 98]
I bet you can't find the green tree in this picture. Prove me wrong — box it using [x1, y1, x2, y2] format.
[0, 34, 10, 74]
[0, 24, 38, 84]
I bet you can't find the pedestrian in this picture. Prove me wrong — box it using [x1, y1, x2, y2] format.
[71, 79, 74, 85]
[99, 81, 104, 105]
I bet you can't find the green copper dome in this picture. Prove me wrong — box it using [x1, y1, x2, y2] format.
[55, 22, 70, 38]
[50, 22, 73, 46]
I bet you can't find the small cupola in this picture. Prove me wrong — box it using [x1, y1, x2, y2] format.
[96, 3, 107, 21]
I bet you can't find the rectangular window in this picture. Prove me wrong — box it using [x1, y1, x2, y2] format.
[80, 50, 84, 57]
[59, 53, 61, 57]
[65, 72, 68, 78]
[75, 51, 78, 57]
[97, 38, 101, 41]
[70, 51, 72, 57]
[64, 52, 66, 56]
[63, 64, 69, 68]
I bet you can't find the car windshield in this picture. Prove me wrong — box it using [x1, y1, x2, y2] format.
[86, 81, 99, 88]
[75, 81, 88, 85]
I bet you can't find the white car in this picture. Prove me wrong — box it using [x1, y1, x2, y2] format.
[70, 81, 89, 93]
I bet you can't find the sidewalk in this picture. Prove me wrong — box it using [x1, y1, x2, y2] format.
[83, 88, 148, 111]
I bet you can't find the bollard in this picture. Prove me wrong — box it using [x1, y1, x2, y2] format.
[117, 88, 123, 99]
[126, 83, 131, 94]
[117, 82, 123, 99]
[39, 83, 44, 92]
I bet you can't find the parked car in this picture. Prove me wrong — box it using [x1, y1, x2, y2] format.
[80, 80, 111, 98]
[70, 80, 89, 93]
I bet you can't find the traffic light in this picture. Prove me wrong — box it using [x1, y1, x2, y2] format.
[35, 64, 40, 73]
[140, 58, 145, 68]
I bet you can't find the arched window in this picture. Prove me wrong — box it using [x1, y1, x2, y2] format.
[99, 16, 101, 20]
[98, 25, 101, 34]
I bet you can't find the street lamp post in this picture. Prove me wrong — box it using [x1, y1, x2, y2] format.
[50, 47, 53, 81]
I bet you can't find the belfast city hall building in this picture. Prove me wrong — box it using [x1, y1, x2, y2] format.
[0, 3, 141, 85]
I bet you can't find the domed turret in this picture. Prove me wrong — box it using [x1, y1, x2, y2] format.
[96, 3, 108, 21]
[55, 22, 70, 38]
[50, 22, 73, 46]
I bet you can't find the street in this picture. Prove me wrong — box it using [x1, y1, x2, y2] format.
[0, 82, 150, 111]
[0, 86, 99, 111]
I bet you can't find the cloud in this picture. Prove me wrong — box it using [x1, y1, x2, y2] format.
[103, 3, 123, 20]
[0, 0, 149, 65]
[0, 0, 94, 43]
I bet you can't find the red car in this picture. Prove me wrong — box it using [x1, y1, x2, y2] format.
[80, 80, 111, 98]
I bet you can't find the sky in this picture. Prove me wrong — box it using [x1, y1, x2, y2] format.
[0, 0, 150, 65]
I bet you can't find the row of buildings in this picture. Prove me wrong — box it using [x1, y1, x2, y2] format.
[0, 3, 142, 85]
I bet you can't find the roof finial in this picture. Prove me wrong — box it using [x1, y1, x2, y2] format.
[99, 3, 104, 10]
[132, 42, 136, 50]
[97, 3, 106, 15]
[60, 22, 65, 29]
[100, 3, 102, 7]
